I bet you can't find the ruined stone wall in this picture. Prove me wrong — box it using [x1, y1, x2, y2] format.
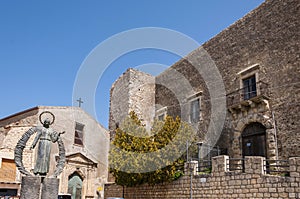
[105, 156, 300, 199]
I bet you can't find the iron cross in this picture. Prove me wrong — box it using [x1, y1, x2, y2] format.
[77, 98, 84, 107]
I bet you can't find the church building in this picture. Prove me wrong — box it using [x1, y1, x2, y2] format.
[0, 106, 109, 198]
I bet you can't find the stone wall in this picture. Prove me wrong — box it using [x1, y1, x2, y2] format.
[154, 0, 299, 159]
[109, 0, 299, 160]
[105, 155, 300, 199]
[110, 68, 155, 132]
[198, 0, 300, 160]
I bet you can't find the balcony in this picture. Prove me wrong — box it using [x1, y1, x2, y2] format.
[226, 81, 270, 111]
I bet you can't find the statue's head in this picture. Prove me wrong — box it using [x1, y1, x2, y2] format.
[43, 118, 51, 128]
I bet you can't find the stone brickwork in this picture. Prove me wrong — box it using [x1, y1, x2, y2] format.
[109, 0, 300, 160]
[105, 155, 300, 199]
[108, 0, 299, 197]
[198, 0, 300, 160]
[109, 68, 155, 132]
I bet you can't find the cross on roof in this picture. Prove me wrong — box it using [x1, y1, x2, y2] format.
[77, 98, 84, 107]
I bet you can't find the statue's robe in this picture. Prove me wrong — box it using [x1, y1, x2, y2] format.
[31, 126, 59, 175]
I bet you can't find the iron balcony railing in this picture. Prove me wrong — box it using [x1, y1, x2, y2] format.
[226, 81, 270, 108]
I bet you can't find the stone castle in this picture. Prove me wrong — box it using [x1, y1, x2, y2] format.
[109, 0, 299, 162]
[107, 0, 300, 198]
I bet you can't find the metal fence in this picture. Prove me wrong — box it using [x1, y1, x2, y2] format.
[264, 159, 289, 176]
[227, 158, 245, 173]
[188, 142, 227, 174]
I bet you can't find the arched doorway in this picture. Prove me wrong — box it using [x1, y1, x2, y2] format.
[242, 122, 266, 157]
[68, 172, 83, 199]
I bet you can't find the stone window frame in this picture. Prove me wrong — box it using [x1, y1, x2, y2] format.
[156, 106, 167, 121]
[187, 91, 202, 123]
[74, 122, 85, 147]
[237, 64, 260, 100]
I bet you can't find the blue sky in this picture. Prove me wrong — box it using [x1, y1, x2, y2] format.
[0, 0, 264, 128]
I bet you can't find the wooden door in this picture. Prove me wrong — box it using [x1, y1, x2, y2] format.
[242, 122, 266, 157]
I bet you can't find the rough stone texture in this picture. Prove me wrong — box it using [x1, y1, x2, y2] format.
[212, 155, 229, 174]
[105, 155, 300, 199]
[20, 176, 41, 199]
[20, 177, 59, 199]
[109, 68, 155, 133]
[41, 178, 59, 199]
[0, 106, 109, 198]
[199, 0, 300, 160]
[109, 0, 300, 160]
[244, 156, 265, 175]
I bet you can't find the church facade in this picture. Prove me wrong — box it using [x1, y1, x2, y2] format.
[109, 0, 299, 162]
[0, 106, 109, 198]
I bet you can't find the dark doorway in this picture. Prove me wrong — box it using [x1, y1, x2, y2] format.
[242, 122, 266, 157]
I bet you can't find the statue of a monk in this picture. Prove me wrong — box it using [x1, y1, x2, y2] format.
[30, 118, 64, 176]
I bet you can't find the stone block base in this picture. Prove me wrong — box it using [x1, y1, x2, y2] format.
[20, 176, 59, 199]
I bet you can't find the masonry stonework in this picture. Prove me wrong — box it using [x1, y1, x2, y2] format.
[107, 0, 300, 197]
[109, 0, 300, 161]
[105, 156, 300, 199]
[109, 68, 155, 133]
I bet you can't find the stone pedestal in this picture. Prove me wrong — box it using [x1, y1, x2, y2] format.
[20, 176, 59, 199]
[41, 178, 59, 198]
[20, 176, 41, 199]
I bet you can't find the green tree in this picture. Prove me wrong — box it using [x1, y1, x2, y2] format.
[109, 111, 195, 187]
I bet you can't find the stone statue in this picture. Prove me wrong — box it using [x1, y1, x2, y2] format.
[30, 118, 64, 176]
[14, 111, 66, 177]
[14, 111, 66, 199]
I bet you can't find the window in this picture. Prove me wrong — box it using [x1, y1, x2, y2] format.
[190, 98, 200, 123]
[74, 122, 84, 146]
[156, 106, 167, 121]
[158, 114, 165, 121]
[243, 75, 257, 100]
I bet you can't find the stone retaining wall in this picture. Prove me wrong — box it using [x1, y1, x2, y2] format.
[105, 156, 300, 198]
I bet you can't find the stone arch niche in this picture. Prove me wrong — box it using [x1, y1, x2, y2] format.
[231, 113, 277, 160]
[68, 171, 84, 199]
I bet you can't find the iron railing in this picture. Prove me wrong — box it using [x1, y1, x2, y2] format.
[226, 81, 269, 107]
[197, 159, 212, 173]
[188, 142, 227, 174]
[227, 158, 245, 173]
[264, 159, 289, 176]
